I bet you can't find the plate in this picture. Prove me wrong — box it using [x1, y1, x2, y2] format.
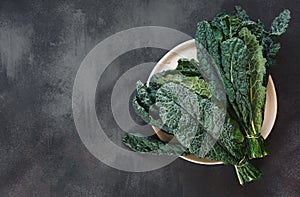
[147, 39, 277, 165]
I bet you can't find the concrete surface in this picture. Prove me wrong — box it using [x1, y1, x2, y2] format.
[0, 0, 299, 196]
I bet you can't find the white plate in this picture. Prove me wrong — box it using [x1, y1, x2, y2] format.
[147, 39, 277, 165]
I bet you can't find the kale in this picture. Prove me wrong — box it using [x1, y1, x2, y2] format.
[195, 7, 290, 159]
[220, 37, 252, 127]
[270, 9, 291, 36]
[121, 6, 290, 185]
[238, 28, 269, 158]
[233, 6, 250, 21]
[175, 58, 202, 76]
[125, 67, 262, 185]
[122, 133, 189, 156]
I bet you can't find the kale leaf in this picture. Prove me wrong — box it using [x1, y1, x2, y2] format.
[270, 9, 291, 36]
[122, 133, 189, 156]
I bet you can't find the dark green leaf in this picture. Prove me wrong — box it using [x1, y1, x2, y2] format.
[132, 96, 174, 135]
[195, 21, 226, 103]
[233, 6, 249, 21]
[220, 37, 252, 127]
[175, 58, 202, 76]
[156, 82, 244, 163]
[136, 81, 152, 111]
[261, 37, 281, 85]
[196, 21, 221, 66]
[155, 73, 211, 98]
[122, 133, 189, 156]
[270, 9, 291, 36]
[238, 27, 267, 133]
[211, 15, 242, 39]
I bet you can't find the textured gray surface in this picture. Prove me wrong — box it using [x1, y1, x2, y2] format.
[0, 0, 299, 196]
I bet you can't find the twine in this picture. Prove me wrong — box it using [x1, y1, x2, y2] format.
[245, 133, 261, 139]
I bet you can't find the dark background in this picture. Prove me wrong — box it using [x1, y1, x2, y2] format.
[0, 0, 299, 196]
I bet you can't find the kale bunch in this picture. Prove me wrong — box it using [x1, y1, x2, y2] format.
[122, 6, 290, 185]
